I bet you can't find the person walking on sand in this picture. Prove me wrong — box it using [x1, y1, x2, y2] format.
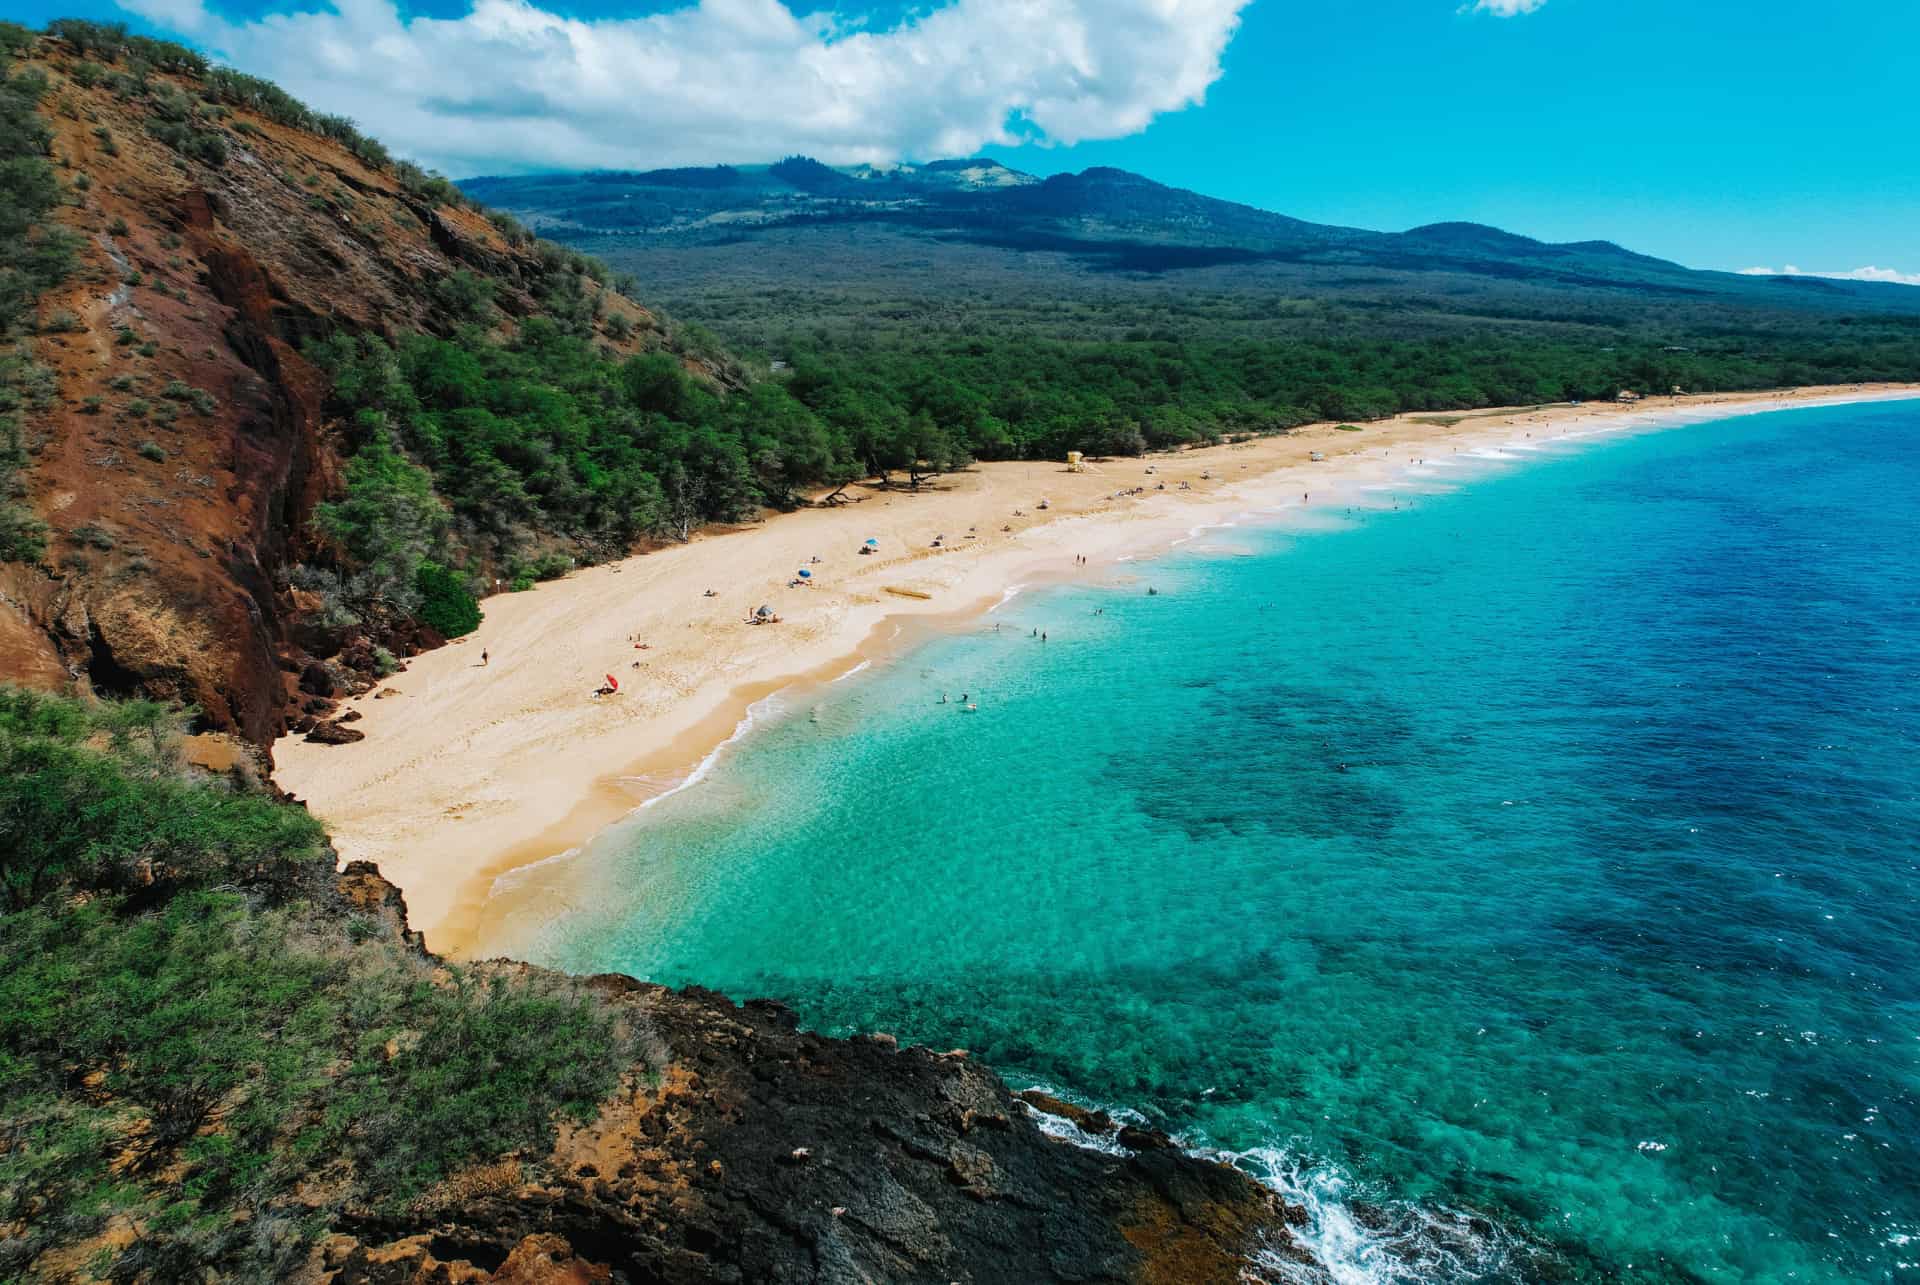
[481, 649, 489, 666]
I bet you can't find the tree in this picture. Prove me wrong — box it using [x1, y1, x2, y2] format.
[312, 435, 450, 615]
[414, 561, 480, 637]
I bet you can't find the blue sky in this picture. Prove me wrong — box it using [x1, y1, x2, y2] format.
[19, 0, 1919, 277]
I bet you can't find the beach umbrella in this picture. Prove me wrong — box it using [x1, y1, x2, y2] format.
[798, 568, 811, 578]
[605, 674, 618, 691]
[865, 538, 878, 546]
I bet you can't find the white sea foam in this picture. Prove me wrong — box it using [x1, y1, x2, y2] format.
[989, 583, 1028, 612]
[486, 839, 588, 895]
[1219, 1144, 1521, 1285]
[1172, 519, 1240, 548]
[830, 659, 871, 683]
[635, 690, 788, 813]
[484, 690, 795, 898]
[1011, 1081, 1519, 1285]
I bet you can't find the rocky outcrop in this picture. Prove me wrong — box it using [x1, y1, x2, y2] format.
[304, 866, 1306, 1283]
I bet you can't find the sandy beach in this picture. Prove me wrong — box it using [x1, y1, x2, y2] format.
[273, 384, 1920, 957]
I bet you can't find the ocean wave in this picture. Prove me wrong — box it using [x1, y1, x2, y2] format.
[1015, 1083, 1528, 1284]
[635, 690, 790, 813]
[1222, 1145, 1526, 1285]
[483, 690, 794, 899]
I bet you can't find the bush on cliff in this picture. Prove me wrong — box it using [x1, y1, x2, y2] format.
[0, 690, 325, 909]
[414, 559, 481, 637]
[0, 688, 640, 1280]
[1, 46, 74, 563]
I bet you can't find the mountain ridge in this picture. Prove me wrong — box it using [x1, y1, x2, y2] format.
[460, 156, 1920, 308]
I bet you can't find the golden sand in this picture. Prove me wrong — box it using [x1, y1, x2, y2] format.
[274, 384, 1919, 957]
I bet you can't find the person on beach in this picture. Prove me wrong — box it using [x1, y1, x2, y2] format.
[480, 649, 489, 666]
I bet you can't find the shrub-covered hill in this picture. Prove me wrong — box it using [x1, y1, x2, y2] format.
[0, 686, 1307, 1283]
[0, 20, 884, 751]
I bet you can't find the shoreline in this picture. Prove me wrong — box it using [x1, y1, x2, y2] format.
[273, 383, 1920, 958]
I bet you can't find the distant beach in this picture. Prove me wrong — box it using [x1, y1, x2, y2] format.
[273, 383, 1920, 957]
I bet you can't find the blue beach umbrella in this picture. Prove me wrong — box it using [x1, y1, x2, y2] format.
[798, 568, 811, 578]
[865, 538, 878, 546]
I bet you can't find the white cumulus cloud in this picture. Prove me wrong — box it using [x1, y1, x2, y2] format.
[1469, 0, 1549, 16]
[116, 0, 1251, 177]
[1738, 264, 1920, 287]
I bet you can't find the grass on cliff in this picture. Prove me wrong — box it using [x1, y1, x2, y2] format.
[2, 29, 75, 562]
[0, 688, 641, 1281]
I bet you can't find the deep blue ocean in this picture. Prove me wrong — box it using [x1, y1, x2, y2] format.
[500, 399, 1920, 1281]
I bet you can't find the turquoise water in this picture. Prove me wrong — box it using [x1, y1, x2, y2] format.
[504, 400, 1920, 1281]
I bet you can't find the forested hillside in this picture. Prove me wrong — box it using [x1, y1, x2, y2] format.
[471, 162, 1920, 455]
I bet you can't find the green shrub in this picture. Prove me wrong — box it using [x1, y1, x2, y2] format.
[146, 114, 227, 168]
[429, 269, 495, 325]
[413, 560, 479, 638]
[0, 503, 45, 561]
[0, 687, 636, 1276]
[0, 689, 326, 908]
[313, 435, 449, 617]
[0, 21, 33, 60]
[3, 62, 77, 343]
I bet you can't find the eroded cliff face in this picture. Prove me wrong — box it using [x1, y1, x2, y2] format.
[1, 37, 690, 749]
[307, 866, 1307, 1285]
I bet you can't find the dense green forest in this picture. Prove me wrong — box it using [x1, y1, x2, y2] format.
[308, 302, 1920, 613]
[0, 687, 636, 1279]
